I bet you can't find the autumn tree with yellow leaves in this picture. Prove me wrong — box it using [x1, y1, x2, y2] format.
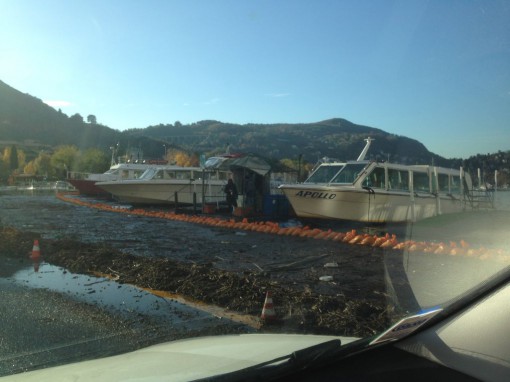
[165, 149, 199, 167]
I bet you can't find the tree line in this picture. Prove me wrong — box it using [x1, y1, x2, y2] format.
[2, 141, 508, 189]
[0, 145, 110, 184]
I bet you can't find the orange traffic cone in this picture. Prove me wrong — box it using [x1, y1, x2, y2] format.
[30, 239, 41, 260]
[30, 239, 41, 272]
[261, 291, 277, 323]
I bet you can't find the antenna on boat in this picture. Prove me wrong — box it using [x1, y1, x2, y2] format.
[110, 142, 119, 166]
[357, 137, 373, 161]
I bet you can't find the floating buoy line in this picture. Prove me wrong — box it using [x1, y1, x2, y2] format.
[56, 193, 510, 263]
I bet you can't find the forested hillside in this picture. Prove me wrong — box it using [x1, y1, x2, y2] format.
[0, 80, 172, 164]
[0, 79, 443, 166]
[1, 79, 508, 186]
[0, 80, 119, 151]
[129, 119, 448, 166]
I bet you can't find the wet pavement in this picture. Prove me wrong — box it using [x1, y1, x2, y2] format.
[0, 273, 250, 377]
[12, 263, 228, 326]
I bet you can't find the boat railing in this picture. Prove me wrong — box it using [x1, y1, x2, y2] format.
[464, 187, 495, 209]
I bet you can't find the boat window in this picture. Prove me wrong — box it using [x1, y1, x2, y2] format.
[120, 170, 130, 179]
[330, 163, 367, 184]
[220, 171, 229, 180]
[139, 168, 157, 180]
[204, 170, 218, 180]
[413, 171, 430, 192]
[176, 171, 191, 180]
[437, 173, 449, 193]
[387, 168, 409, 191]
[364, 167, 385, 189]
[204, 171, 213, 180]
[451, 175, 461, 193]
[305, 164, 344, 183]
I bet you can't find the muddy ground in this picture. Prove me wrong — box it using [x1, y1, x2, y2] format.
[3, 193, 509, 340]
[0, 201, 393, 338]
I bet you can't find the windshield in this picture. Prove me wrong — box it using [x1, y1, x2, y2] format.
[305, 164, 346, 184]
[138, 167, 157, 180]
[330, 163, 368, 184]
[1, 1, 510, 380]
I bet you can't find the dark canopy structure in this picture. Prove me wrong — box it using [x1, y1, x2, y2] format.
[204, 155, 271, 176]
[205, 154, 271, 211]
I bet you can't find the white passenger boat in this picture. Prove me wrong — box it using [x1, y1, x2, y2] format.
[96, 165, 230, 205]
[67, 161, 161, 196]
[279, 138, 482, 223]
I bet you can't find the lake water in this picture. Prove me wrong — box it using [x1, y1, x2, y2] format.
[495, 191, 510, 211]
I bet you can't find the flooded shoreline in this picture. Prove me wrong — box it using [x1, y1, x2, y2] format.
[2, 193, 510, 376]
[0, 194, 391, 334]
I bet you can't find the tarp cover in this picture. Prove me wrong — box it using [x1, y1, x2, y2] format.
[204, 155, 271, 176]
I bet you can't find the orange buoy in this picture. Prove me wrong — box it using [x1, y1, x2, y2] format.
[380, 236, 397, 248]
[360, 235, 377, 246]
[348, 234, 366, 244]
[324, 231, 339, 240]
[332, 232, 346, 242]
[342, 229, 357, 242]
[301, 228, 320, 237]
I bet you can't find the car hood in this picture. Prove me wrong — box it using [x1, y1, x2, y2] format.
[1, 333, 359, 382]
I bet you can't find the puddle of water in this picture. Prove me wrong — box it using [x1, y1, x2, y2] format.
[10, 262, 228, 328]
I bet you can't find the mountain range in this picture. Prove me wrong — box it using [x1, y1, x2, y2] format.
[1, 79, 508, 184]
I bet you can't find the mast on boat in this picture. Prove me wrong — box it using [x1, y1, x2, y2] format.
[110, 142, 119, 166]
[357, 137, 374, 161]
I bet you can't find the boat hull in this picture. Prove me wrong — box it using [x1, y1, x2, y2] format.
[68, 179, 110, 196]
[280, 185, 465, 223]
[96, 180, 226, 205]
[67, 163, 152, 196]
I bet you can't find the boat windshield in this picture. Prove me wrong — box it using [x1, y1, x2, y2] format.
[138, 168, 157, 180]
[305, 164, 345, 183]
[330, 163, 368, 184]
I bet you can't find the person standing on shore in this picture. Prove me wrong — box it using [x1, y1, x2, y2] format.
[224, 179, 238, 213]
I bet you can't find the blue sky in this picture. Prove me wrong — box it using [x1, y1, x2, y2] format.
[1, 0, 509, 158]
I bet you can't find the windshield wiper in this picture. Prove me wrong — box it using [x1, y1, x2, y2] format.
[194, 339, 345, 382]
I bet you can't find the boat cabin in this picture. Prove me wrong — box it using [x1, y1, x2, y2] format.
[103, 165, 147, 180]
[279, 137, 489, 222]
[304, 161, 472, 197]
[137, 166, 229, 182]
